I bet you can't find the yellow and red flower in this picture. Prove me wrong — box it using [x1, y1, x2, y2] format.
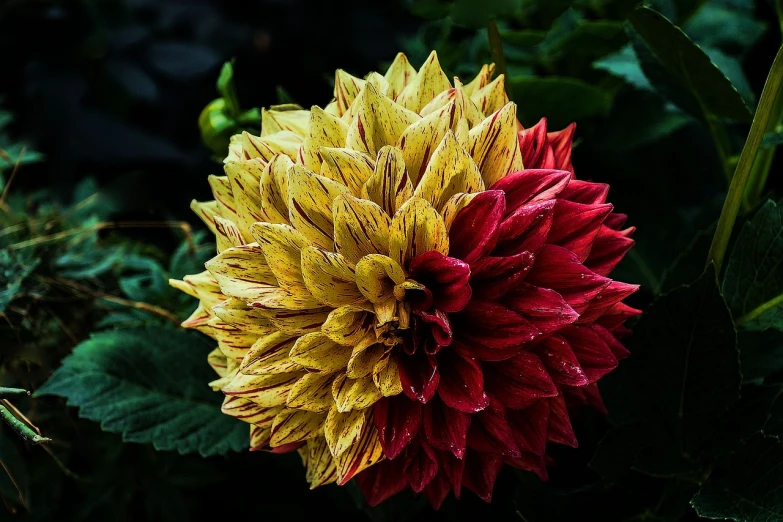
[172, 51, 639, 507]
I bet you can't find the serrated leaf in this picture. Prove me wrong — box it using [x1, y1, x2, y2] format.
[723, 200, 783, 331]
[36, 326, 248, 457]
[0, 250, 40, 313]
[509, 76, 612, 128]
[627, 6, 752, 122]
[594, 45, 654, 91]
[692, 433, 783, 521]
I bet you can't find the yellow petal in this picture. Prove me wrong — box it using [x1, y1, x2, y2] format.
[212, 298, 277, 335]
[288, 165, 349, 250]
[251, 287, 322, 312]
[470, 74, 509, 116]
[181, 271, 224, 311]
[388, 197, 449, 269]
[205, 244, 277, 300]
[441, 192, 480, 230]
[266, 307, 332, 336]
[354, 254, 405, 303]
[289, 332, 352, 372]
[322, 306, 375, 346]
[332, 373, 382, 412]
[258, 154, 294, 225]
[334, 69, 366, 117]
[208, 175, 238, 220]
[190, 199, 220, 236]
[468, 102, 524, 187]
[384, 53, 416, 100]
[181, 304, 213, 335]
[332, 194, 391, 264]
[240, 331, 299, 375]
[420, 78, 484, 127]
[208, 347, 227, 377]
[225, 134, 244, 163]
[396, 50, 452, 113]
[214, 215, 244, 252]
[373, 354, 404, 396]
[224, 160, 266, 238]
[305, 437, 339, 487]
[413, 131, 485, 211]
[361, 145, 413, 216]
[223, 371, 302, 406]
[242, 130, 302, 162]
[345, 83, 419, 157]
[301, 247, 365, 307]
[250, 424, 272, 450]
[208, 317, 258, 361]
[287, 372, 336, 413]
[319, 148, 375, 196]
[324, 407, 365, 457]
[463, 63, 496, 96]
[261, 107, 310, 138]
[299, 107, 349, 172]
[270, 408, 326, 447]
[399, 100, 460, 186]
[365, 72, 390, 97]
[251, 222, 310, 294]
[335, 416, 384, 484]
[221, 396, 281, 425]
[346, 342, 386, 379]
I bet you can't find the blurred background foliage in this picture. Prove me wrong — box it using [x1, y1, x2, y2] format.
[1, 0, 783, 520]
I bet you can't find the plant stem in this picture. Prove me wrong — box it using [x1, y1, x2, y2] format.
[0, 388, 30, 399]
[743, 84, 783, 211]
[487, 19, 512, 99]
[706, 45, 783, 272]
[0, 404, 50, 444]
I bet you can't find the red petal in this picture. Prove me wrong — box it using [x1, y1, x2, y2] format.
[453, 337, 520, 362]
[437, 350, 490, 413]
[549, 200, 612, 261]
[560, 325, 618, 382]
[536, 334, 589, 387]
[585, 225, 635, 276]
[518, 118, 556, 170]
[409, 251, 472, 313]
[404, 440, 439, 493]
[578, 280, 639, 324]
[559, 180, 608, 205]
[374, 395, 422, 460]
[399, 349, 440, 403]
[495, 200, 556, 256]
[423, 397, 471, 458]
[424, 472, 452, 510]
[462, 452, 504, 502]
[547, 122, 576, 174]
[467, 398, 521, 457]
[440, 449, 465, 497]
[455, 300, 540, 349]
[526, 245, 611, 314]
[595, 302, 642, 330]
[484, 351, 557, 409]
[503, 283, 578, 334]
[416, 309, 453, 350]
[448, 190, 505, 264]
[592, 323, 631, 360]
[469, 252, 535, 300]
[564, 382, 608, 415]
[490, 169, 570, 214]
[507, 452, 549, 481]
[547, 393, 577, 447]
[507, 400, 550, 456]
[355, 457, 408, 506]
[604, 212, 628, 230]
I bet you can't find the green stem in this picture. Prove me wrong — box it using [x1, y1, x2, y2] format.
[737, 293, 783, 326]
[0, 405, 50, 444]
[743, 87, 783, 212]
[487, 19, 512, 99]
[0, 388, 30, 399]
[706, 45, 783, 272]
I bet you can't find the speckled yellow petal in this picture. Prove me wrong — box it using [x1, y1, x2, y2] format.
[270, 408, 326, 447]
[335, 417, 384, 484]
[181, 303, 213, 335]
[242, 130, 302, 162]
[325, 407, 365, 457]
[354, 254, 405, 303]
[288, 165, 349, 250]
[287, 372, 336, 413]
[240, 331, 299, 375]
[345, 83, 419, 157]
[208, 317, 258, 360]
[413, 132, 485, 211]
[399, 100, 460, 186]
[251, 222, 310, 294]
[421, 78, 484, 128]
[319, 148, 374, 196]
[373, 354, 404, 396]
[205, 244, 277, 300]
[468, 102, 524, 187]
[306, 437, 339, 487]
[463, 63, 496, 96]
[332, 374, 382, 413]
[384, 52, 416, 100]
[261, 107, 310, 137]
[301, 247, 364, 307]
[212, 298, 277, 335]
[208, 347, 227, 376]
[222, 396, 281, 425]
[389, 197, 449, 268]
[396, 51, 452, 113]
[224, 160, 266, 238]
[266, 307, 332, 336]
[223, 371, 302, 406]
[470, 74, 509, 116]
[214, 215, 244, 252]
[258, 154, 293, 225]
[441, 192, 480, 230]
[250, 424, 272, 450]
[346, 342, 386, 379]
[208, 175, 238, 219]
[289, 332, 353, 372]
[189, 200, 220, 236]
[361, 146, 413, 217]
[299, 107, 349, 172]
[181, 271, 224, 311]
[225, 134, 244, 163]
[322, 306, 375, 346]
[334, 69, 366, 116]
[251, 288, 322, 312]
[332, 194, 390, 264]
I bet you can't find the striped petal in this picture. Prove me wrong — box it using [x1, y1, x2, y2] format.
[334, 69, 366, 117]
[270, 408, 326, 446]
[463, 63, 495, 96]
[212, 298, 277, 335]
[396, 51, 451, 113]
[470, 74, 509, 116]
[251, 222, 310, 294]
[261, 107, 310, 137]
[333, 194, 391, 264]
[332, 374, 383, 412]
[288, 165, 349, 250]
[221, 396, 280, 426]
[322, 306, 375, 346]
[242, 130, 302, 162]
[240, 331, 299, 375]
[205, 244, 277, 300]
[289, 332, 352, 372]
[399, 100, 460, 186]
[301, 246, 365, 307]
[258, 154, 293, 225]
[224, 160, 266, 238]
[299, 106, 349, 171]
[389, 197, 449, 269]
[355, 254, 406, 303]
[335, 418, 385, 484]
[306, 437, 339, 487]
[468, 102, 524, 187]
[319, 147, 375, 196]
[373, 354, 404, 396]
[223, 371, 302, 406]
[325, 407, 366, 457]
[362, 145, 413, 216]
[287, 372, 336, 413]
[345, 82, 419, 157]
[384, 52, 417, 100]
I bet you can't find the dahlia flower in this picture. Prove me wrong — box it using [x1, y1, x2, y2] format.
[171, 51, 639, 508]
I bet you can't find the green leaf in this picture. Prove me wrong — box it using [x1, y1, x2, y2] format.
[684, 3, 766, 53]
[499, 29, 546, 47]
[593, 45, 653, 91]
[36, 326, 248, 457]
[0, 250, 40, 313]
[762, 130, 783, 147]
[508, 76, 612, 128]
[739, 329, 783, 384]
[692, 433, 783, 521]
[450, 0, 521, 28]
[601, 266, 740, 476]
[627, 6, 752, 122]
[723, 200, 783, 331]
